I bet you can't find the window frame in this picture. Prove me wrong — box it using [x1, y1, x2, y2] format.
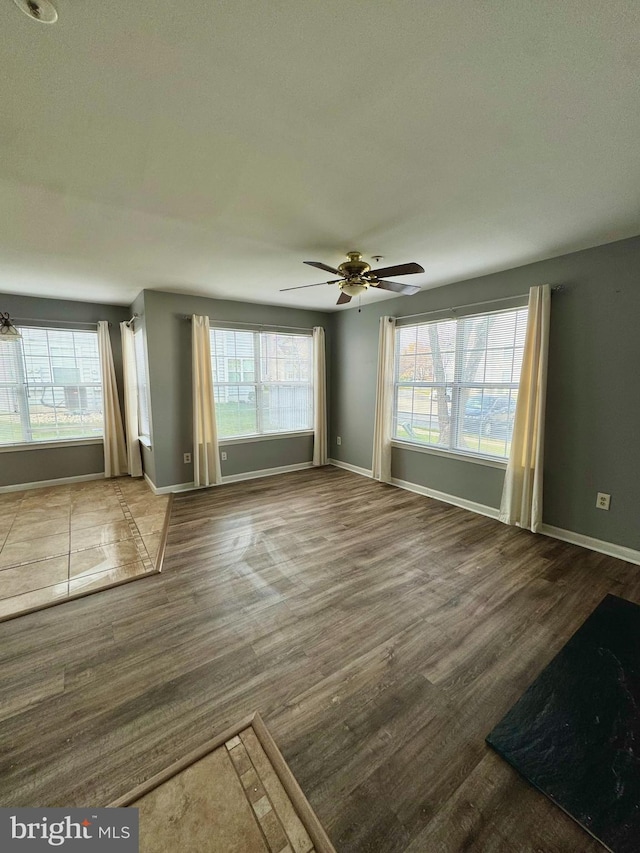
[133, 324, 152, 442]
[209, 327, 314, 441]
[392, 305, 528, 464]
[0, 325, 104, 449]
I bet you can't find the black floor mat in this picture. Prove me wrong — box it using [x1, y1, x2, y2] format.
[487, 594, 640, 853]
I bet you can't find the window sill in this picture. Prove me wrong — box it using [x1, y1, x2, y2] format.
[138, 436, 152, 450]
[391, 439, 508, 469]
[219, 430, 314, 446]
[0, 437, 103, 454]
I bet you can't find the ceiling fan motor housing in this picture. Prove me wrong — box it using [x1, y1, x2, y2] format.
[338, 251, 371, 279]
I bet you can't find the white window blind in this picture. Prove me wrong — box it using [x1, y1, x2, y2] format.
[209, 328, 313, 439]
[394, 306, 528, 460]
[0, 327, 103, 445]
[133, 325, 151, 438]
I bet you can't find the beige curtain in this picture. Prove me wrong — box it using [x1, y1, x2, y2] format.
[119, 321, 143, 478]
[192, 314, 221, 487]
[499, 284, 551, 532]
[312, 326, 328, 466]
[97, 320, 127, 478]
[372, 316, 396, 482]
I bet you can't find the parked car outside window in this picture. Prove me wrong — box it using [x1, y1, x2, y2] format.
[463, 395, 517, 438]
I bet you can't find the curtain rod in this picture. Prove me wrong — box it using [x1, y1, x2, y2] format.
[11, 316, 102, 329]
[395, 285, 563, 323]
[183, 316, 313, 332]
[125, 313, 139, 327]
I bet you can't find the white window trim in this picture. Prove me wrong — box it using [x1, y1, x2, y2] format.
[391, 438, 508, 469]
[0, 325, 104, 449]
[210, 327, 313, 440]
[0, 437, 103, 454]
[219, 429, 314, 446]
[393, 306, 527, 463]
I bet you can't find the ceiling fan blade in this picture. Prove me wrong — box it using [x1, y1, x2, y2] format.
[280, 281, 339, 292]
[304, 260, 342, 275]
[374, 279, 421, 295]
[368, 262, 424, 278]
[337, 292, 352, 305]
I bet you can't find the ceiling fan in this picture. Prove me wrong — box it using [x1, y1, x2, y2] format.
[280, 252, 425, 305]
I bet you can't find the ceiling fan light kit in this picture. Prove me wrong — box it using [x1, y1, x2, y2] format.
[0, 312, 22, 342]
[14, 0, 58, 24]
[340, 279, 369, 297]
[281, 251, 425, 305]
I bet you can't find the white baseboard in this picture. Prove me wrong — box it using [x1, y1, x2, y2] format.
[143, 474, 194, 495]
[222, 461, 313, 484]
[333, 463, 640, 567]
[151, 463, 640, 567]
[328, 458, 373, 478]
[540, 524, 640, 566]
[390, 476, 501, 520]
[0, 472, 104, 494]
[145, 462, 314, 495]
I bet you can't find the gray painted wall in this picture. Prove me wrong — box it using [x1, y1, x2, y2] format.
[1, 442, 106, 487]
[0, 293, 129, 487]
[330, 235, 640, 552]
[142, 290, 331, 489]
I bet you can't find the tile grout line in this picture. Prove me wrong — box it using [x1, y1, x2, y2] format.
[0, 494, 25, 558]
[0, 480, 162, 618]
[112, 480, 155, 573]
[225, 735, 293, 853]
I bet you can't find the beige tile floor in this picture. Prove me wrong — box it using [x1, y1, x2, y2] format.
[130, 724, 321, 853]
[0, 477, 169, 620]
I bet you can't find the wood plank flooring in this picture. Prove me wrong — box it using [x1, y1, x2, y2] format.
[1, 466, 638, 851]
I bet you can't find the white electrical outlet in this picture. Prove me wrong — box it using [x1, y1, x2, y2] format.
[596, 492, 611, 510]
[221, 451, 227, 461]
[183, 452, 191, 464]
[336, 436, 342, 445]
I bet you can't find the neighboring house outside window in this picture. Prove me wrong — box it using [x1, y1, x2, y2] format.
[0, 327, 103, 445]
[393, 306, 528, 460]
[209, 328, 313, 438]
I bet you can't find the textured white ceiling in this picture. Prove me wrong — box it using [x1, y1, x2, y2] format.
[1, 0, 639, 310]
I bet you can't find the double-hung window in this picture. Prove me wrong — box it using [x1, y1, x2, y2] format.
[133, 325, 151, 439]
[0, 326, 103, 446]
[209, 328, 313, 439]
[394, 306, 528, 460]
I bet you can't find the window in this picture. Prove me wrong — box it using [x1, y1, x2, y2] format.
[0, 327, 103, 445]
[209, 328, 313, 439]
[394, 306, 528, 460]
[133, 325, 151, 438]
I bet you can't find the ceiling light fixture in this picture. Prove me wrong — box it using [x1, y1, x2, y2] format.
[340, 279, 369, 298]
[13, 0, 58, 24]
[0, 313, 22, 343]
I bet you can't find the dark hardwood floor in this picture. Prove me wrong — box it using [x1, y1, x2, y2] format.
[1, 466, 637, 851]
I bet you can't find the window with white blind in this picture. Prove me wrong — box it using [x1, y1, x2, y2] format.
[0, 327, 103, 445]
[394, 306, 528, 460]
[133, 325, 151, 438]
[209, 328, 313, 439]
